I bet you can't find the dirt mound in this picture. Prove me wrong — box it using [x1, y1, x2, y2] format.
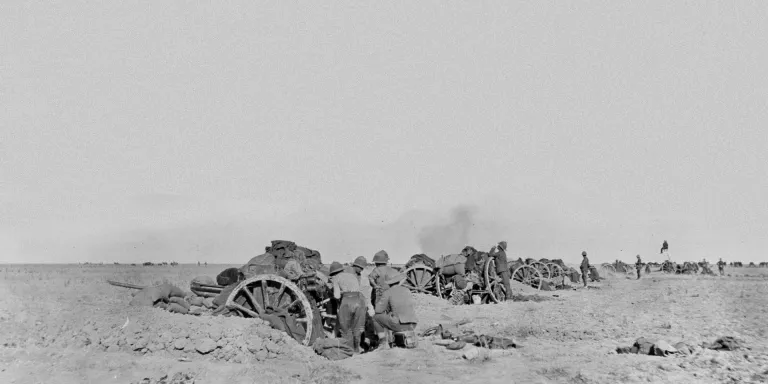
[3, 304, 318, 364]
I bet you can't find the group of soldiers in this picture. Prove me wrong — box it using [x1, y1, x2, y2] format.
[326, 250, 417, 353]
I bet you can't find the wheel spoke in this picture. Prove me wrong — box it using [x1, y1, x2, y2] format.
[274, 282, 286, 306]
[242, 285, 265, 315]
[229, 303, 259, 318]
[260, 282, 267, 309]
[281, 298, 301, 311]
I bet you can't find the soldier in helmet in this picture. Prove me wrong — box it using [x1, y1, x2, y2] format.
[580, 251, 590, 288]
[717, 258, 726, 276]
[329, 261, 366, 353]
[489, 241, 513, 301]
[635, 255, 643, 280]
[367, 250, 399, 308]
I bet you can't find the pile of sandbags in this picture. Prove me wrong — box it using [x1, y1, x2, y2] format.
[405, 253, 436, 269]
[436, 254, 466, 276]
[129, 283, 215, 315]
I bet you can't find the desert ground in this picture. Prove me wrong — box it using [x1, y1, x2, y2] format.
[1, 264, 767, 384]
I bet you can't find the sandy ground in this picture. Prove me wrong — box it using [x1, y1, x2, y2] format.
[0, 264, 767, 384]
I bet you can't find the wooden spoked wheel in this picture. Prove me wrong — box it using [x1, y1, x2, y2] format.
[546, 263, 564, 278]
[527, 261, 551, 280]
[483, 258, 508, 303]
[400, 264, 442, 298]
[224, 274, 314, 346]
[511, 264, 543, 290]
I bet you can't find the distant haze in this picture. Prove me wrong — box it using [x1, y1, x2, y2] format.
[2, 2, 767, 265]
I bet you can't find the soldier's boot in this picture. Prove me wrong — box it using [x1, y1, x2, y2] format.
[375, 332, 390, 350]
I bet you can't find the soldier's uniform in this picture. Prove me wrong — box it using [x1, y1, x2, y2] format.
[580, 251, 590, 287]
[368, 250, 398, 307]
[717, 259, 726, 276]
[330, 262, 366, 353]
[635, 256, 643, 280]
[490, 241, 513, 301]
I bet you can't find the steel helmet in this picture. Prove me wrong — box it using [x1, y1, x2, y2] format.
[329, 261, 344, 276]
[373, 250, 389, 264]
[353, 256, 367, 269]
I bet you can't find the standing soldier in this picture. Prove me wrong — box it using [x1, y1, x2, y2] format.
[635, 255, 643, 280]
[717, 258, 726, 276]
[660, 240, 670, 260]
[489, 241, 513, 301]
[367, 250, 399, 307]
[329, 261, 366, 353]
[580, 251, 590, 288]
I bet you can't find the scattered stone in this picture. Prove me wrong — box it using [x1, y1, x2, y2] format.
[173, 339, 187, 350]
[247, 338, 264, 353]
[196, 338, 216, 354]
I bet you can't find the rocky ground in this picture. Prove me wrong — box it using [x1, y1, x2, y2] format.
[0, 264, 766, 384]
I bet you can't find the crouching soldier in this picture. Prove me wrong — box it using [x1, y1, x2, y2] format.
[329, 262, 366, 353]
[373, 272, 418, 350]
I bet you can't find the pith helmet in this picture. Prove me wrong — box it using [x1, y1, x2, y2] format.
[498, 241, 508, 250]
[329, 261, 344, 276]
[353, 256, 367, 269]
[582, 251, 587, 256]
[373, 250, 389, 264]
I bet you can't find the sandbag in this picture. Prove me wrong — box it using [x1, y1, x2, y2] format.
[129, 284, 186, 307]
[216, 267, 244, 286]
[437, 254, 467, 276]
[240, 253, 278, 278]
[312, 338, 354, 360]
[405, 254, 436, 269]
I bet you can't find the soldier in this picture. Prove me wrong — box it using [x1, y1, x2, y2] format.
[635, 255, 643, 280]
[489, 241, 513, 301]
[367, 250, 399, 307]
[329, 261, 366, 353]
[372, 271, 417, 350]
[717, 258, 726, 276]
[351, 256, 367, 283]
[580, 251, 590, 288]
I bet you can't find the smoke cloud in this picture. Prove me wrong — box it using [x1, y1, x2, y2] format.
[417, 205, 478, 257]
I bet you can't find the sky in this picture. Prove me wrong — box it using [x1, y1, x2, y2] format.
[2, 1, 767, 265]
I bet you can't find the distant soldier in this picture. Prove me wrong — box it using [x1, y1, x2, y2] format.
[580, 251, 590, 287]
[717, 258, 726, 276]
[368, 250, 399, 307]
[489, 241, 513, 301]
[660, 240, 670, 260]
[635, 255, 643, 280]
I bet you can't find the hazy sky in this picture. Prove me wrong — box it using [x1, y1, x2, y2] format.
[2, 2, 767, 265]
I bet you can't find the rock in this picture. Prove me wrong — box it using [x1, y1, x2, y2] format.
[216, 338, 227, 348]
[264, 341, 281, 354]
[233, 353, 247, 364]
[247, 338, 264, 353]
[184, 341, 196, 353]
[173, 339, 187, 350]
[196, 338, 216, 354]
[269, 329, 284, 341]
[133, 338, 148, 351]
[254, 350, 268, 361]
[160, 332, 174, 344]
[208, 328, 222, 342]
[652, 340, 677, 356]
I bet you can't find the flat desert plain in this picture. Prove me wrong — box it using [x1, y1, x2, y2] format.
[1, 264, 767, 384]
